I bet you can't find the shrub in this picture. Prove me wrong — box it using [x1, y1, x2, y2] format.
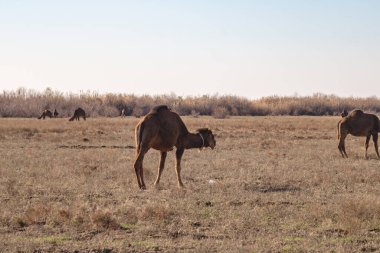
[212, 106, 230, 119]
[1, 87, 380, 117]
[92, 209, 119, 229]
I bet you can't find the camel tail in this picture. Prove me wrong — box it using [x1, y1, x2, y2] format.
[136, 122, 145, 154]
[337, 121, 341, 140]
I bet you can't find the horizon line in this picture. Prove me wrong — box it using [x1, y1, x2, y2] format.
[1, 87, 379, 100]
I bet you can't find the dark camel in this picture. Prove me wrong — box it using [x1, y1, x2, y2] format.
[38, 109, 53, 119]
[134, 105, 216, 189]
[337, 109, 380, 159]
[53, 109, 59, 118]
[69, 108, 86, 121]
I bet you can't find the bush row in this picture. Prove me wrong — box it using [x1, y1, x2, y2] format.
[1, 88, 380, 118]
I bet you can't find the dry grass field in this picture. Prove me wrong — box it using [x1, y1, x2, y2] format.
[1, 116, 380, 252]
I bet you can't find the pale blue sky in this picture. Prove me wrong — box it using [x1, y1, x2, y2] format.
[0, 0, 379, 98]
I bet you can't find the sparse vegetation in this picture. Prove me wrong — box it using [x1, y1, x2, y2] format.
[212, 106, 230, 119]
[92, 209, 119, 230]
[1, 116, 380, 252]
[1, 87, 380, 117]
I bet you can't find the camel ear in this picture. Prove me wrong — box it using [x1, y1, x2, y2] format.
[196, 128, 208, 133]
[198, 128, 213, 135]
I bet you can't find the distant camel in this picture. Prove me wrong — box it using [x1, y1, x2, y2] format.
[337, 109, 380, 159]
[121, 108, 126, 117]
[53, 109, 59, 118]
[69, 108, 86, 121]
[38, 109, 53, 120]
[134, 105, 216, 189]
[341, 109, 348, 117]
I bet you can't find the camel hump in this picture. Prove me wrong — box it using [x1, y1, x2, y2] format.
[348, 109, 364, 118]
[150, 105, 170, 114]
[142, 105, 172, 121]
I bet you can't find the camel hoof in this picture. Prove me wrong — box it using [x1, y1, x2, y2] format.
[140, 185, 146, 190]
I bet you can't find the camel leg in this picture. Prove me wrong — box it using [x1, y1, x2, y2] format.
[338, 146, 344, 158]
[175, 148, 185, 188]
[133, 153, 143, 189]
[154, 151, 167, 186]
[338, 134, 348, 158]
[133, 148, 148, 190]
[365, 134, 371, 159]
[342, 141, 348, 158]
[372, 132, 380, 159]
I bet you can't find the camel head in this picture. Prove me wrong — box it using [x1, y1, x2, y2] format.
[341, 110, 348, 117]
[197, 128, 216, 149]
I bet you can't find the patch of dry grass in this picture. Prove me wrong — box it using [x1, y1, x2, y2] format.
[1, 116, 380, 252]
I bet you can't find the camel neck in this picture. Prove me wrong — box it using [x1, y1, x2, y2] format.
[183, 133, 205, 149]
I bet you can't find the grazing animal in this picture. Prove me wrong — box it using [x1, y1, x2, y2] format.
[134, 105, 216, 189]
[337, 109, 380, 159]
[121, 108, 126, 117]
[38, 109, 53, 120]
[53, 109, 59, 118]
[69, 108, 86, 121]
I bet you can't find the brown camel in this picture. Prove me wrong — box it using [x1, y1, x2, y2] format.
[337, 109, 380, 159]
[69, 108, 86, 121]
[38, 109, 53, 119]
[134, 105, 216, 190]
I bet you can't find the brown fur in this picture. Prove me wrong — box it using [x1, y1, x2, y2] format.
[38, 110, 53, 120]
[133, 105, 216, 189]
[337, 109, 380, 159]
[69, 108, 86, 121]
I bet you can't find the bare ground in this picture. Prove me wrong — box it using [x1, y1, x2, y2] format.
[1, 116, 380, 252]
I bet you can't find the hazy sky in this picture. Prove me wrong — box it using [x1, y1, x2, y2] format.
[0, 0, 379, 98]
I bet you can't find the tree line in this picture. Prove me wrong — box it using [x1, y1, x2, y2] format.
[1, 88, 379, 118]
